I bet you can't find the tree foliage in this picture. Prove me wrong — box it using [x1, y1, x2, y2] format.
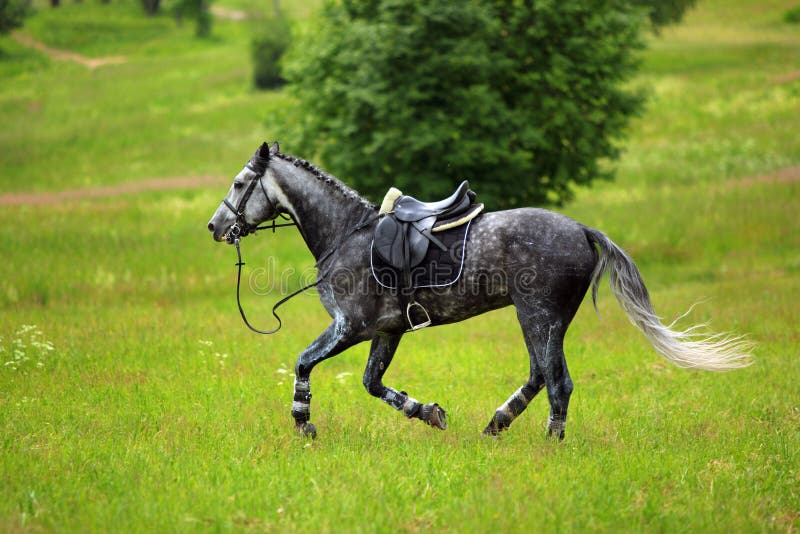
[785, 5, 800, 24]
[251, 14, 291, 89]
[173, 0, 212, 37]
[0, 0, 31, 34]
[285, 0, 648, 208]
[633, 0, 698, 31]
[141, 0, 160, 17]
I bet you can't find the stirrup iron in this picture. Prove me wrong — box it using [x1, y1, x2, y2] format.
[406, 301, 432, 330]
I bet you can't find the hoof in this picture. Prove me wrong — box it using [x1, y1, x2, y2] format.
[296, 421, 317, 439]
[421, 403, 447, 430]
[546, 416, 565, 441]
[481, 424, 502, 437]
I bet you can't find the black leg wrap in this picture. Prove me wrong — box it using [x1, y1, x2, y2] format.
[379, 388, 445, 430]
[482, 384, 539, 436]
[381, 389, 422, 417]
[482, 411, 514, 436]
[292, 379, 312, 424]
[292, 408, 310, 425]
[506, 395, 528, 416]
[399, 391, 423, 418]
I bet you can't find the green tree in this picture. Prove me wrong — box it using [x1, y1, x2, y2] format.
[251, 13, 291, 89]
[633, 0, 698, 31]
[141, 0, 159, 16]
[0, 0, 31, 34]
[285, 0, 648, 208]
[173, 0, 212, 37]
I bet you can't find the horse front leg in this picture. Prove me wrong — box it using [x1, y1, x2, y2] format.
[362, 333, 447, 430]
[292, 320, 361, 438]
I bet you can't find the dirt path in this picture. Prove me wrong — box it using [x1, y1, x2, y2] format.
[0, 176, 225, 206]
[1, 166, 798, 207]
[772, 70, 800, 84]
[210, 5, 248, 21]
[12, 32, 126, 69]
[730, 165, 800, 187]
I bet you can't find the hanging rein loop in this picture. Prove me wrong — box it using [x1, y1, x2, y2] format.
[232, 212, 376, 335]
[233, 236, 317, 335]
[224, 166, 377, 335]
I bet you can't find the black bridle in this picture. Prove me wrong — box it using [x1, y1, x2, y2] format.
[220, 161, 376, 335]
[222, 162, 296, 244]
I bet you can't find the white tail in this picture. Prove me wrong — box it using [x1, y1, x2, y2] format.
[584, 227, 753, 371]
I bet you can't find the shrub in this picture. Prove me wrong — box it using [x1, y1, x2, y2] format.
[141, 0, 159, 17]
[632, 0, 698, 31]
[173, 0, 212, 37]
[251, 15, 291, 90]
[0, 0, 31, 34]
[785, 6, 800, 24]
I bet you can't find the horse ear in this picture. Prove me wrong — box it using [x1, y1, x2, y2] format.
[258, 142, 271, 159]
[270, 141, 280, 154]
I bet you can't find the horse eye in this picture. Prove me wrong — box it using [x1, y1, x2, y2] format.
[234, 182, 244, 190]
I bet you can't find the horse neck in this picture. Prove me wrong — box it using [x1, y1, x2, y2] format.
[270, 156, 374, 261]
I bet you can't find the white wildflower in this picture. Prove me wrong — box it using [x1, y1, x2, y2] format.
[335, 371, 353, 384]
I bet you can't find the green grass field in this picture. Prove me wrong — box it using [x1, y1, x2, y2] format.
[1, 0, 799, 531]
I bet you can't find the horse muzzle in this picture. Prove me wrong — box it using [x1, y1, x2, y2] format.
[207, 219, 233, 243]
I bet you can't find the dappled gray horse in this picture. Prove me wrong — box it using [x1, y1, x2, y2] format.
[207, 142, 751, 439]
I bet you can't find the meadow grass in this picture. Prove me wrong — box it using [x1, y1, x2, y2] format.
[1, 0, 799, 531]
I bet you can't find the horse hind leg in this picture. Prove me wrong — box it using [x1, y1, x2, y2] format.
[482, 371, 545, 436]
[363, 333, 447, 430]
[534, 319, 573, 440]
[484, 304, 573, 439]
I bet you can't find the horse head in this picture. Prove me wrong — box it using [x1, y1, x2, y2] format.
[207, 141, 282, 243]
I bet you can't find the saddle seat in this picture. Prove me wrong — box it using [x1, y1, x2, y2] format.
[392, 180, 473, 222]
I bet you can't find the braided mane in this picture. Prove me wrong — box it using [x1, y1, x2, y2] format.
[273, 150, 376, 211]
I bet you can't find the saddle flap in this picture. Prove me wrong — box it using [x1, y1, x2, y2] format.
[374, 215, 434, 269]
[374, 216, 407, 269]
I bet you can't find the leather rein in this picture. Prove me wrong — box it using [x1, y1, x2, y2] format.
[221, 163, 376, 335]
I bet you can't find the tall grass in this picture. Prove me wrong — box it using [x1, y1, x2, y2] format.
[1, 0, 798, 531]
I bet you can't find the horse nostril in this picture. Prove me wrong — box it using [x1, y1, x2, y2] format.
[208, 222, 215, 232]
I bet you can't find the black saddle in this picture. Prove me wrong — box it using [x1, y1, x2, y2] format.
[373, 181, 482, 329]
[392, 181, 473, 222]
[374, 180, 477, 270]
